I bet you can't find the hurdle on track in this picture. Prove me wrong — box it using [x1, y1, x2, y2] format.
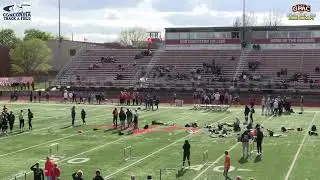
[123, 146, 136, 161]
[202, 150, 213, 166]
[10, 172, 27, 180]
[49, 143, 59, 156]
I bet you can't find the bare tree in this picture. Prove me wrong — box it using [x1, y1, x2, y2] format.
[119, 27, 148, 47]
[263, 10, 283, 27]
[233, 11, 257, 27]
[233, 17, 242, 27]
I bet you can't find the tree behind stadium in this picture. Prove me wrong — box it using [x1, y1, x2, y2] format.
[9, 39, 52, 75]
[119, 27, 148, 48]
[23, 29, 55, 41]
[0, 29, 20, 48]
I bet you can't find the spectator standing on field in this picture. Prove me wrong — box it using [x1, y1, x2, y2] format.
[133, 109, 139, 129]
[71, 106, 76, 127]
[8, 111, 15, 132]
[223, 151, 232, 180]
[300, 95, 304, 114]
[38, 91, 42, 103]
[19, 110, 24, 130]
[93, 170, 104, 180]
[182, 140, 191, 167]
[28, 109, 34, 130]
[256, 127, 264, 156]
[52, 164, 61, 180]
[81, 109, 86, 125]
[241, 130, 250, 158]
[72, 170, 84, 180]
[112, 108, 118, 128]
[63, 90, 68, 104]
[119, 107, 126, 130]
[30, 91, 33, 102]
[30, 162, 45, 180]
[46, 91, 50, 102]
[44, 157, 53, 180]
[126, 109, 133, 128]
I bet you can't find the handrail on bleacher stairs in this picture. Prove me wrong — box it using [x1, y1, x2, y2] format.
[139, 48, 166, 86]
[232, 47, 252, 87]
[53, 43, 89, 86]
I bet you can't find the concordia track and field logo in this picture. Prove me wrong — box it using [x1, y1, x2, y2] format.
[287, 4, 316, 20]
[3, 2, 31, 20]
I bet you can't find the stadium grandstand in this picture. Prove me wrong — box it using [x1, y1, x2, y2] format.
[50, 25, 320, 105]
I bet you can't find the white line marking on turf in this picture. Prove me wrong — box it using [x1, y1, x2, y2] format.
[104, 111, 241, 179]
[0, 134, 76, 157]
[192, 115, 273, 180]
[284, 112, 317, 180]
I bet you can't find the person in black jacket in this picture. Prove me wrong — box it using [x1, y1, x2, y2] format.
[119, 107, 126, 130]
[8, 111, 15, 132]
[38, 91, 41, 103]
[81, 109, 86, 125]
[93, 170, 104, 180]
[256, 127, 264, 155]
[244, 105, 250, 123]
[71, 106, 76, 127]
[182, 140, 191, 167]
[126, 109, 133, 128]
[72, 170, 83, 180]
[29, 91, 33, 102]
[249, 105, 255, 124]
[30, 162, 44, 180]
[28, 109, 34, 130]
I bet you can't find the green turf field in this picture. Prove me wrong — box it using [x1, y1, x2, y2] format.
[0, 102, 319, 180]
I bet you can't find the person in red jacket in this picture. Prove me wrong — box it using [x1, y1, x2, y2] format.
[44, 157, 53, 180]
[52, 163, 61, 180]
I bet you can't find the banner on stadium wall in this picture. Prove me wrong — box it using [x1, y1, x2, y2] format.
[252, 38, 320, 44]
[0, 76, 33, 85]
[165, 39, 241, 45]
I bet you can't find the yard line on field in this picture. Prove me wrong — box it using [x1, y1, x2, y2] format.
[284, 112, 317, 180]
[104, 111, 241, 179]
[192, 115, 274, 180]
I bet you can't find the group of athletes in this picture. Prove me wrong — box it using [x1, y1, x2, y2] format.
[0, 105, 34, 136]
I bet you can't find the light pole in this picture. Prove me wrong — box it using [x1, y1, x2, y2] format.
[58, 0, 61, 41]
[242, 0, 246, 43]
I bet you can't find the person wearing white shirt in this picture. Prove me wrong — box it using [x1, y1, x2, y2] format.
[19, 110, 24, 130]
[214, 92, 220, 105]
[63, 91, 68, 104]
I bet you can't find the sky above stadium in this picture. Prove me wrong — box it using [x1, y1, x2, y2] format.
[1, 0, 320, 42]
